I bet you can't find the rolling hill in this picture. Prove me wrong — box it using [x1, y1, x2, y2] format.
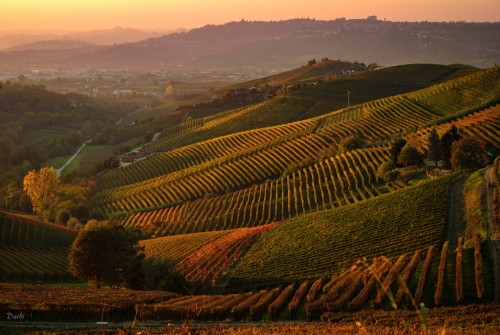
[0, 19, 499, 70]
[0, 63, 499, 324]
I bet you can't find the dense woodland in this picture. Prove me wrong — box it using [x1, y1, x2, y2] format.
[0, 82, 140, 219]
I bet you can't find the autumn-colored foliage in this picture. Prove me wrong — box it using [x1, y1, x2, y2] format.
[395, 250, 422, 305]
[434, 241, 449, 306]
[414, 245, 436, 304]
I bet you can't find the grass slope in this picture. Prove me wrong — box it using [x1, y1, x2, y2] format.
[227, 175, 457, 291]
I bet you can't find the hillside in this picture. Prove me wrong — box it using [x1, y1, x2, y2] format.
[0, 211, 77, 282]
[0, 19, 499, 70]
[92, 67, 499, 219]
[6, 39, 93, 51]
[0, 63, 499, 326]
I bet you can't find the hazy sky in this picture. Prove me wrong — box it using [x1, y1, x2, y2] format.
[2, 0, 499, 32]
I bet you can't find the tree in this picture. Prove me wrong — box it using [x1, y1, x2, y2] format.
[450, 138, 488, 171]
[68, 220, 144, 289]
[22, 168, 94, 222]
[390, 138, 407, 166]
[426, 129, 441, 167]
[23, 167, 60, 221]
[398, 144, 423, 167]
[440, 126, 462, 169]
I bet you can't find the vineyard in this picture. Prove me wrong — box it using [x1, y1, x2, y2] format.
[136, 236, 493, 322]
[90, 66, 499, 240]
[1, 63, 498, 329]
[112, 146, 398, 236]
[226, 175, 457, 290]
[0, 211, 77, 282]
[0, 210, 77, 247]
[1, 233, 493, 323]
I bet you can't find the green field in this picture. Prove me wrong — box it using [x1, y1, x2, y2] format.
[227, 175, 457, 290]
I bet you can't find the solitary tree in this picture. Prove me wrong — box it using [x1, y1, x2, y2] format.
[390, 138, 407, 166]
[23, 167, 60, 221]
[398, 144, 424, 167]
[440, 126, 462, 169]
[68, 220, 144, 289]
[450, 137, 488, 171]
[427, 129, 441, 167]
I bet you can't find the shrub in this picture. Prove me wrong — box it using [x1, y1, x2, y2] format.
[450, 137, 488, 171]
[398, 144, 423, 167]
[55, 208, 71, 225]
[288, 281, 309, 320]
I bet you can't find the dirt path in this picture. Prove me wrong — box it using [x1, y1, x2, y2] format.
[181, 110, 190, 123]
[295, 100, 322, 121]
[56, 139, 92, 177]
[446, 177, 466, 251]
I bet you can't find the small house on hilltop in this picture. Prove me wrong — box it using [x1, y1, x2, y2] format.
[119, 146, 175, 168]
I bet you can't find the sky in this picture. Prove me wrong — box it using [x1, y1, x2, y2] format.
[1, 0, 499, 33]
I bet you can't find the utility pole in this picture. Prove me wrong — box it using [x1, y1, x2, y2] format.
[347, 90, 351, 107]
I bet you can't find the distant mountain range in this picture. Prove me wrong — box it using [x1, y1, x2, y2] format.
[0, 27, 182, 50]
[0, 19, 498, 71]
[6, 39, 94, 52]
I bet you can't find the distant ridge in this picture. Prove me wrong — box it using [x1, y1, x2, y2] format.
[0, 19, 498, 70]
[6, 39, 94, 51]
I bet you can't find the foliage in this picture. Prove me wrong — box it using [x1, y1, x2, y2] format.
[23, 167, 60, 221]
[426, 128, 441, 167]
[68, 220, 144, 289]
[398, 144, 424, 167]
[450, 137, 488, 171]
[337, 135, 365, 154]
[440, 125, 462, 169]
[390, 138, 407, 166]
[23, 168, 94, 222]
[55, 208, 71, 225]
[376, 161, 399, 184]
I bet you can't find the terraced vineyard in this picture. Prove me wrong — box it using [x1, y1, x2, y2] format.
[406, 104, 500, 154]
[226, 175, 457, 290]
[92, 67, 500, 238]
[0, 232, 493, 322]
[2, 64, 498, 325]
[0, 211, 77, 282]
[112, 146, 397, 236]
[134, 237, 493, 321]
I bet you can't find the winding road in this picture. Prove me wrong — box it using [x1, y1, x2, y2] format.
[56, 139, 92, 177]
